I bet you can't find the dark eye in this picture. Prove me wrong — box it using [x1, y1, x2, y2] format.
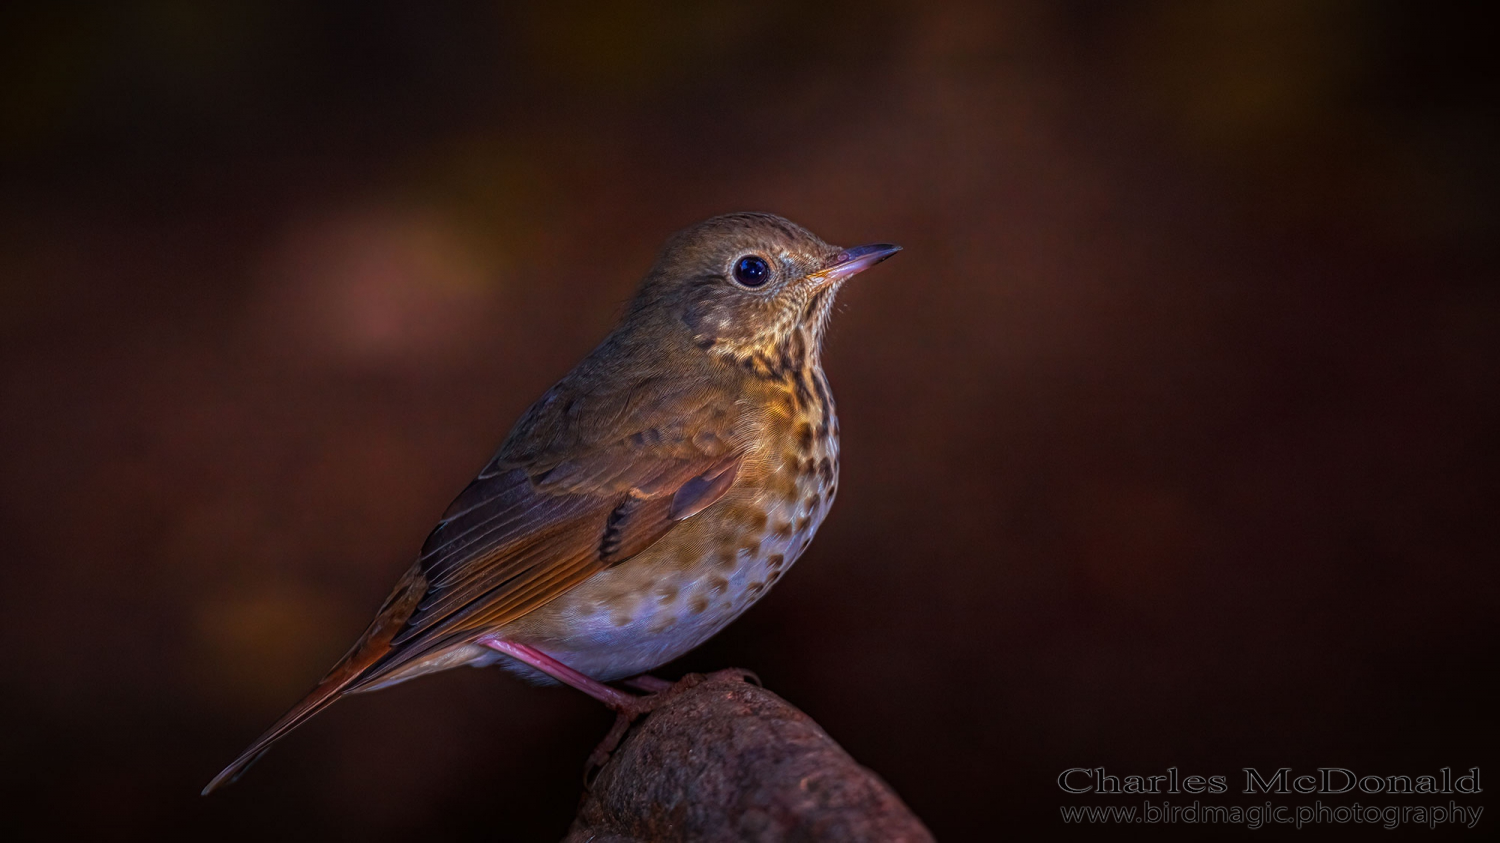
[732, 255, 771, 287]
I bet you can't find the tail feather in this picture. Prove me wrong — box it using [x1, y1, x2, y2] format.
[200, 660, 364, 794]
[202, 567, 427, 794]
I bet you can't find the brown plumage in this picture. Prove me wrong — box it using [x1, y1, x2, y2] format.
[203, 212, 899, 793]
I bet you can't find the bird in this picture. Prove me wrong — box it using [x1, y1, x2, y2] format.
[203, 212, 899, 794]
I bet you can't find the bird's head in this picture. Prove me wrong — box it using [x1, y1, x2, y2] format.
[626, 213, 899, 376]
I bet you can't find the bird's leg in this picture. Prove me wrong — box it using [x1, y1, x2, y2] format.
[478, 638, 637, 710]
[479, 640, 762, 783]
[621, 674, 673, 693]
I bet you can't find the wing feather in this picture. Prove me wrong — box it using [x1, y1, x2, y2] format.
[365, 448, 742, 682]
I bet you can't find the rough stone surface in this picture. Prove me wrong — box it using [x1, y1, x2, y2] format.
[565, 673, 933, 842]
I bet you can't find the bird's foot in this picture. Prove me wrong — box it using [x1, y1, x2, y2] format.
[584, 668, 761, 785]
[707, 666, 762, 687]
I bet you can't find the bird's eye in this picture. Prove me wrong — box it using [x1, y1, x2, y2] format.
[732, 255, 771, 288]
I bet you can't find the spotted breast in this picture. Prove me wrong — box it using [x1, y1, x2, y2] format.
[500, 369, 840, 681]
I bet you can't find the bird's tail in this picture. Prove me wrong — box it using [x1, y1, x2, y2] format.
[201, 567, 426, 794]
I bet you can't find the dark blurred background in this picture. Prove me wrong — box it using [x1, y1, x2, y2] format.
[1, 1, 1494, 839]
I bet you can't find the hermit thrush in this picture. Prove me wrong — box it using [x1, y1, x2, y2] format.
[203, 212, 899, 793]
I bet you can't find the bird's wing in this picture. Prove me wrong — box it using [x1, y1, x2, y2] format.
[373, 373, 745, 670]
[375, 443, 743, 664]
[203, 395, 743, 794]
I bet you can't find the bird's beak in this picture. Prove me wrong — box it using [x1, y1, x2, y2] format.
[811, 243, 902, 286]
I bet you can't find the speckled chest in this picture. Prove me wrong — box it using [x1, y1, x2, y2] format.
[508, 385, 839, 681]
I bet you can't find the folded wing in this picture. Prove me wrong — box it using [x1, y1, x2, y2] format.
[203, 413, 743, 794]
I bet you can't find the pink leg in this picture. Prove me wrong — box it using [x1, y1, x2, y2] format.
[623, 674, 673, 693]
[479, 638, 636, 710]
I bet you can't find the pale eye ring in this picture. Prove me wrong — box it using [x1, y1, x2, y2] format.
[732, 254, 771, 287]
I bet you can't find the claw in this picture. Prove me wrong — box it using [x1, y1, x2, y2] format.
[581, 668, 763, 786]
